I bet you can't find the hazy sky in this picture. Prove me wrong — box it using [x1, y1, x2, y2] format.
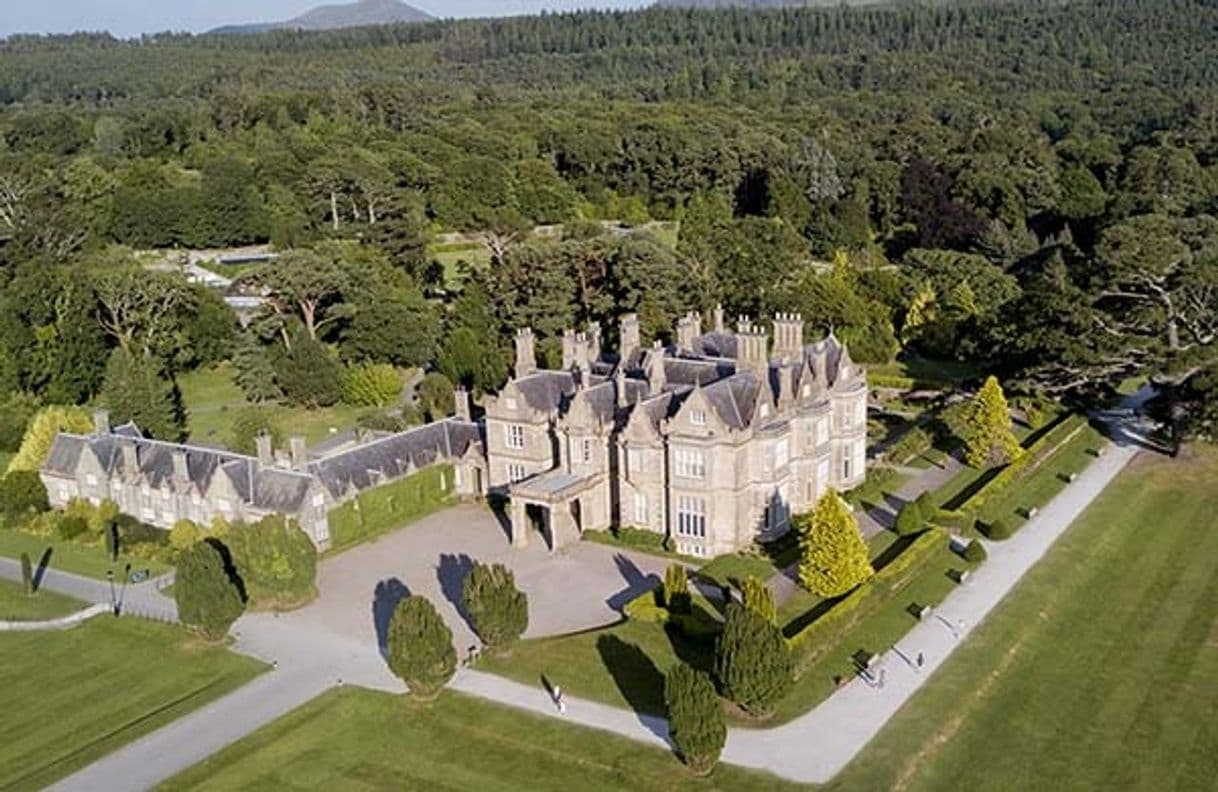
[1, 1, 652, 38]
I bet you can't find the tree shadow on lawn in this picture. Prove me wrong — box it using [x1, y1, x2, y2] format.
[605, 553, 661, 611]
[436, 553, 478, 635]
[372, 577, 411, 660]
[596, 634, 671, 741]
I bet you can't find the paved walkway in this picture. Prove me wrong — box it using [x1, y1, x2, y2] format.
[36, 409, 1143, 789]
[0, 559, 177, 621]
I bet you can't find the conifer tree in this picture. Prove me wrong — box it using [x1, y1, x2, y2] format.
[962, 375, 1023, 468]
[796, 490, 873, 597]
[99, 347, 184, 441]
[664, 563, 691, 613]
[386, 595, 457, 699]
[715, 602, 793, 716]
[461, 561, 529, 652]
[175, 540, 245, 641]
[740, 576, 777, 625]
[665, 662, 726, 775]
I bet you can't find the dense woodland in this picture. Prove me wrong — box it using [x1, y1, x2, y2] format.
[0, 0, 1216, 445]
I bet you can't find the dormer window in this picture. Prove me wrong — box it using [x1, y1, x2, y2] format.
[690, 409, 707, 426]
[505, 397, 518, 410]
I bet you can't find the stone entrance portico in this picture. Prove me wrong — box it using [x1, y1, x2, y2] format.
[508, 470, 608, 552]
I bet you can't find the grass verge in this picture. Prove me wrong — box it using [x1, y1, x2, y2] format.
[160, 686, 795, 791]
[0, 530, 171, 581]
[0, 577, 84, 620]
[0, 618, 265, 789]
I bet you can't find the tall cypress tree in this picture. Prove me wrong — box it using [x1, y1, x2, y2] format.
[666, 662, 726, 774]
[386, 595, 457, 699]
[461, 561, 529, 652]
[715, 602, 793, 716]
[797, 490, 873, 597]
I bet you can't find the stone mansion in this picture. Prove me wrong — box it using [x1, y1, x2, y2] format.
[488, 309, 867, 557]
[40, 308, 866, 558]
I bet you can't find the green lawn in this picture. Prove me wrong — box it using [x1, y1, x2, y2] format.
[828, 448, 1218, 791]
[162, 686, 793, 791]
[0, 577, 84, 621]
[869, 356, 981, 387]
[0, 530, 171, 581]
[429, 242, 492, 289]
[0, 618, 266, 790]
[696, 552, 779, 589]
[178, 364, 367, 447]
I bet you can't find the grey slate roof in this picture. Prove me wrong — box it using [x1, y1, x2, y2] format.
[515, 371, 577, 412]
[702, 372, 763, 430]
[307, 419, 481, 499]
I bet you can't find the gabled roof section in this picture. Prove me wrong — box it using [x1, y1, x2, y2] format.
[514, 371, 577, 412]
[700, 372, 761, 431]
[307, 419, 481, 500]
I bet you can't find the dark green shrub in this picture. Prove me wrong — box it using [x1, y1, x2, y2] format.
[0, 470, 50, 520]
[894, 502, 924, 536]
[963, 539, 988, 563]
[461, 561, 529, 651]
[175, 540, 246, 641]
[983, 519, 1015, 540]
[56, 515, 89, 541]
[386, 595, 456, 699]
[225, 515, 317, 609]
[228, 406, 283, 456]
[715, 602, 793, 716]
[664, 563, 691, 613]
[666, 663, 726, 775]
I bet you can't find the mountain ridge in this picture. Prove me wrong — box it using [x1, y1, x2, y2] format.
[210, 0, 432, 35]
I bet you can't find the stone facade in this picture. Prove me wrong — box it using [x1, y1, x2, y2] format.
[484, 309, 868, 557]
[40, 407, 486, 550]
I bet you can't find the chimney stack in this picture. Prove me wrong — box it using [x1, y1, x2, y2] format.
[736, 316, 769, 377]
[615, 366, 629, 408]
[93, 409, 111, 437]
[255, 433, 273, 466]
[772, 312, 805, 361]
[619, 314, 641, 362]
[675, 311, 702, 353]
[778, 364, 795, 410]
[646, 340, 667, 395]
[713, 304, 725, 334]
[514, 328, 537, 378]
[289, 436, 307, 468]
[587, 321, 602, 363]
[454, 388, 472, 422]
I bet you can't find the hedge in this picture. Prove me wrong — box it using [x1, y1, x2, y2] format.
[966, 413, 1087, 514]
[868, 374, 952, 392]
[787, 528, 947, 674]
[327, 464, 456, 553]
[884, 427, 932, 465]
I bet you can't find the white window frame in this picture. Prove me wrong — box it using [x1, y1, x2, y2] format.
[675, 449, 705, 480]
[633, 491, 648, 525]
[690, 409, 707, 426]
[505, 424, 525, 450]
[581, 438, 592, 463]
[676, 496, 706, 538]
[774, 438, 790, 470]
[507, 463, 527, 483]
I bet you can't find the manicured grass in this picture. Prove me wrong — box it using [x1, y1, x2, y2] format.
[0, 530, 171, 581]
[0, 577, 84, 621]
[429, 243, 491, 289]
[478, 618, 707, 717]
[696, 552, 779, 589]
[869, 356, 981, 387]
[827, 448, 1218, 791]
[161, 687, 794, 792]
[0, 618, 265, 790]
[179, 364, 367, 447]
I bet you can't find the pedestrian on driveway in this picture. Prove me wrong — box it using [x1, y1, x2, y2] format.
[916, 652, 924, 669]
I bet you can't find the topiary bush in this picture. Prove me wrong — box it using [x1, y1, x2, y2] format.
[56, 514, 89, 541]
[963, 539, 988, 563]
[983, 519, 1015, 540]
[664, 563, 691, 614]
[666, 662, 726, 775]
[461, 561, 529, 652]
[386, 595, 456, 699]
[0, 470, 50, 521]
[894, 501, 924, 536]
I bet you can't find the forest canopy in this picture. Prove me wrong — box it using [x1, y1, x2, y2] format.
[1, 0, 1216, 438]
